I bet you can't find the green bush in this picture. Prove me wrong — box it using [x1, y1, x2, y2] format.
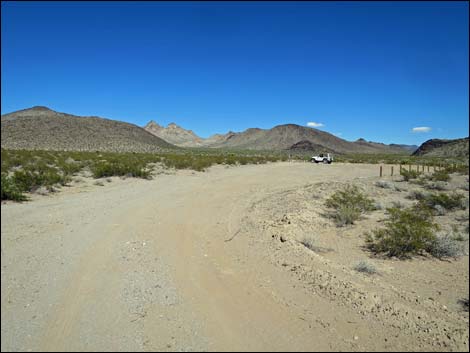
[429, 170, 450, 182]
[365, 206, 439, 258]
[325, 185, 376, 212]
[400, 169, 421, 181]
[1, 174, 27, 201]
[418, 192, 465, 211]
[325, 185, 375, 226]
[90, 161, 150, 179]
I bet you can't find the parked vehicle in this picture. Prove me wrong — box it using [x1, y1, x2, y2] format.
[311, 153, 333, 164]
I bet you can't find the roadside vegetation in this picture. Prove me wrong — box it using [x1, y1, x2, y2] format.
[1, 148, 289, 201]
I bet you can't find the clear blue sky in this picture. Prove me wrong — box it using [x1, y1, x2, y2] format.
[2, 1, 468, 145]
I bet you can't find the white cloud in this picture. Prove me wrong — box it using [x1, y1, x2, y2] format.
[412, 126, 432, 133]
[307, 122, 324, 128]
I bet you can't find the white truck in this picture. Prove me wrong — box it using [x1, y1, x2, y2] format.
[311, 153, 333, 164]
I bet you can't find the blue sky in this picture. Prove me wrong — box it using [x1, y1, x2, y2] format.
[1, 1, 468, 145]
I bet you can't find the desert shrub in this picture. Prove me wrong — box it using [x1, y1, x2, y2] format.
[1, 174, 27, 201]
[325, 185, 375, 212]
[12, 168, 68, 192]
[374, 202, 384, 210]
[407, 190, 427, 201]
[325, 185, 375, 226]
[400, 169, 421, 181]
[427, 233, 465, 259]
[410, 176, 428, 186]
[429, 170, 450, 182]
[365, 206, 438, 258]
[424, 181, 448, 191]
[90, 161, 150, 179]
[375, 180, 394, 189]
[433, 205, 446, 216]
[300, 236, 316, 251]
[389, 200, 405, 209]
[353, 261, 377, 274]
[418, 192, 465, 211]
[332, 205, 362, 227]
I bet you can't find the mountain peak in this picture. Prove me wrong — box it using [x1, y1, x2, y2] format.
[144, 120, 163, 129]
[30, 106, 53, 111]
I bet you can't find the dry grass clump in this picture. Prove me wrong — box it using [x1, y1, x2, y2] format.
[353, 261, 378, 274]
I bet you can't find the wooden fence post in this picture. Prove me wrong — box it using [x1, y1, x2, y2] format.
[380, 166, 382, 177]
[391, 166, 394, 176]
[427, 165, 429, 172]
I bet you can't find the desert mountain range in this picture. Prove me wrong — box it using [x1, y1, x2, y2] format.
[144, 120, 417, 154]
[3, 106, 466, 157]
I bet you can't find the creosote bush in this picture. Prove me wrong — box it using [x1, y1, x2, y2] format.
[417, 192, 466, 212]
[325, 185, 376, 226]
[1, 174, 27, 201]
[429, 170, 450, 182]
[400, 169, 421, 181]
[365, 206, 439, 258]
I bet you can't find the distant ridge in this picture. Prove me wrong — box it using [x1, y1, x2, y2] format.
[144, 120, 413, 154]
[1, 106, 175, 153]
[412, 137, 469, 158]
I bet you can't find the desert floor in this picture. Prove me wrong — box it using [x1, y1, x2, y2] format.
[1, 162, 469, 351]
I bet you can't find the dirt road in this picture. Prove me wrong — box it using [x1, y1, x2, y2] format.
[1, 162, 468, 351]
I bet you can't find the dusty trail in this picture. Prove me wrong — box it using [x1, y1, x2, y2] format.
[3, 162, 457, 351]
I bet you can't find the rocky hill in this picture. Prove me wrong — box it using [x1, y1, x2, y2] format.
[144, 121, 204, 147]
[287, 140, 336, 154]
[1, 106, 175, 153]
[204, 124, 412, 154]
[412, 137, 469, 158]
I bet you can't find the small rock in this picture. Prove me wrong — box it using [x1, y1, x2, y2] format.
[354, 335, 359, 340]
[280, 235, 287, 242]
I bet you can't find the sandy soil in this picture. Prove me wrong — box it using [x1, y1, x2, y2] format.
[1, 162, 469, 351]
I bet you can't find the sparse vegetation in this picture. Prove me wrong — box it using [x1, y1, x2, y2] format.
[353, 261, 378, 274]
[325, 185, 376, 226]
[1, 149, 289, 201]
[366, 206, 439, 258]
